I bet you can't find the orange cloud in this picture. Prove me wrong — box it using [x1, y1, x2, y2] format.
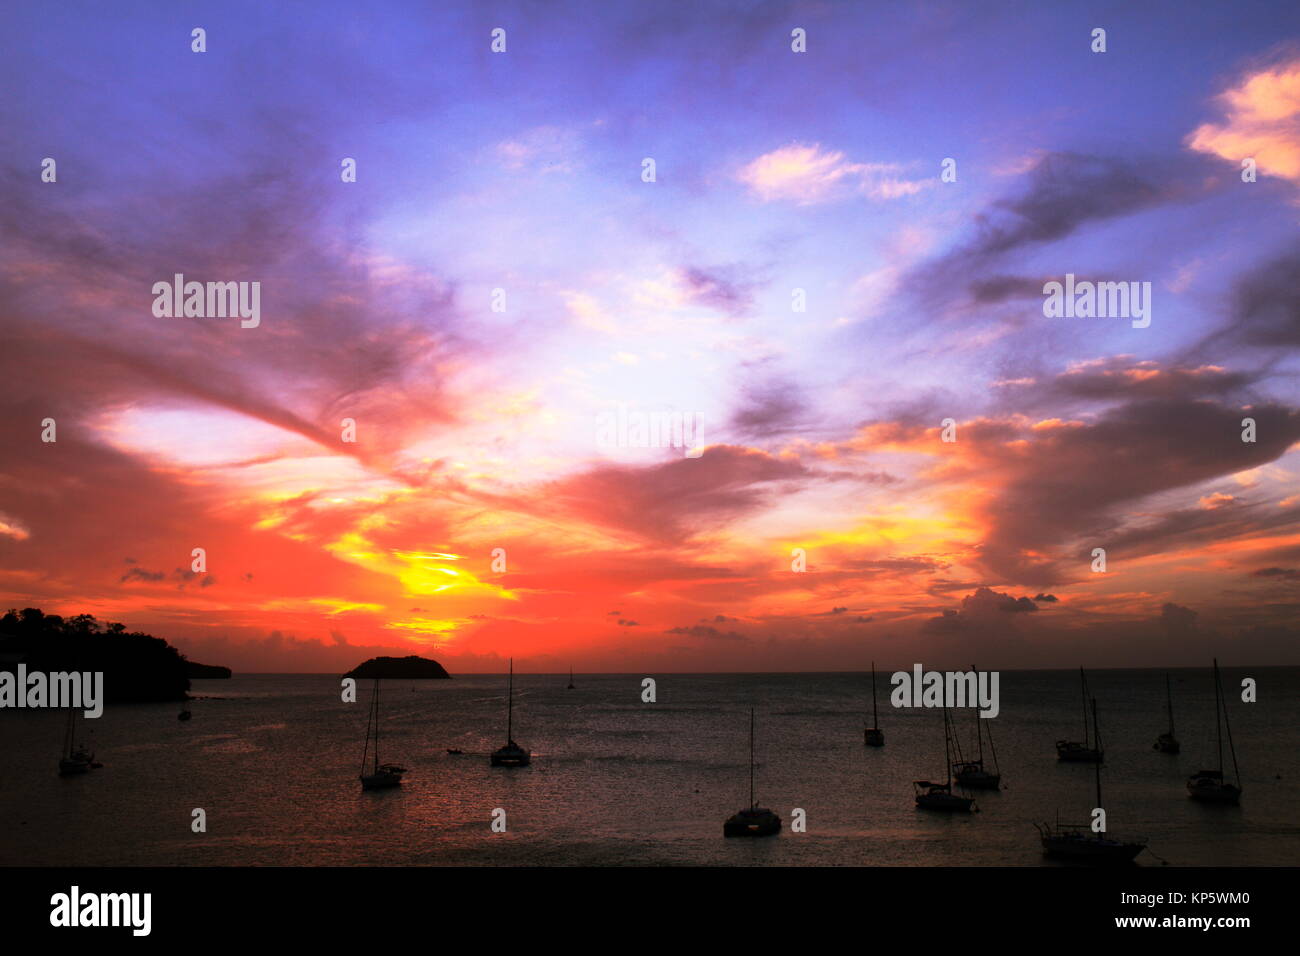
[1187, 59, 1300, 182]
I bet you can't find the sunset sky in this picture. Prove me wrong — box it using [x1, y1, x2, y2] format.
[2, 2, 1299, 672]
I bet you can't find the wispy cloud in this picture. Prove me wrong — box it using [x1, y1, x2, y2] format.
[737, 143, 928, 204]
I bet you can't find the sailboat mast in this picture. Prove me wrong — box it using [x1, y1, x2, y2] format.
[1165, 672, 1175, 736]
[507, 658, 514, 742]
[1213, 658, 1223, 775]
[749, 708, 755, 807]
[1092, 698, 1102, 840]
[360, 683, 373, 775]
[972, 664, 983, 763]
[1079, 667, 1089, 747]
[1215, 658, 1241, 788]
[943, 706, 952, 788]
[871, 661, 878, 725]
[986, 717, 1000, 775]
[373, 679, 380, 773]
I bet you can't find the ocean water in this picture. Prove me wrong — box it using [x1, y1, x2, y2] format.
[1, 668, 1297, 866]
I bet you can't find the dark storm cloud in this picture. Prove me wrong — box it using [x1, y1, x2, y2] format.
[1188, 241, 1300, 356]
[1252, 567, 1300, 580]
[976, 397, 1300, 584]
[974, 153, 1175, 255]
[120, 567, 165, 584]
[517, 445, 816, 544]
[729, 380, 806, 439]
[967, 275, 1049, 304]
[922, 586, 1038, 633]
[905, 152, 1194, 306]
[665, 624, 749, 642]
[679, 265, 760, 317]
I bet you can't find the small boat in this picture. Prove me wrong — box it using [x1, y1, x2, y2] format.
[915, 706, 975, 811]
[58, 708, 97, 776]
[490, 658, 530, 767]
[1187, 658, 1241, 804]
[1039, 699, 1146, 864]
[58, 757, 91, 776]
[1056, 667, 1103, 762]
[359, 679, 406, 790]
[446, 748, 464, 755]
[567, 667, 575, 690]
[914, 780, 975, 811]
[1153, 672, 1178, 753]
[863, 660, 884, 747]
[724, 709, 781, 837]
[1036, 823, 1147, 864]
[953, 677, 1001, 789]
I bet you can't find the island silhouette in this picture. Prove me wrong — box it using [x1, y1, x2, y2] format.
[0, 607, 229, 702]
[344, 655, 451, 679]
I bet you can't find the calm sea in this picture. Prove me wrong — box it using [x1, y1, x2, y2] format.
[2, 668, 1297, 866]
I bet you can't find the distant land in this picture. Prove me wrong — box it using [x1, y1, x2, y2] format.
[0, 607, 230, 702]
[344, 655, 451, 679]
[185, 660, 232, 679]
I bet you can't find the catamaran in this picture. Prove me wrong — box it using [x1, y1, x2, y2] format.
[359, 679, 406, 790]
[864, 661, 884, 747]
[1038, 698, 1147, 863]
[724, 708, 782, 837]
[1153, 672, 1179, 754]
[914, 706, 975, 811]
[490, 658, 530, 767]
[1186, 658, 1242, 804]
[1056, 667, 1103, 762]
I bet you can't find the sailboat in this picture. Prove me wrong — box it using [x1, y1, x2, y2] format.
[567, 667, 575, 690]
[953, 681, 1001, 789]
[1187, 658, 1242, 804]
[359, 679, 406, 790]
[914, 706, 975, 811]
[1153, 672, 1178, 754]
[1056, 667, 1103, 762]
[490, 658, 530, 767]
[863, 661, 884, 746]
[724, 709, 782, 837]
[1038, 699, 1147, 863]
[58, 707, 97, 776]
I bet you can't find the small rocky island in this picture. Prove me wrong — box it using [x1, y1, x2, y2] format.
[344, 655, 451, 679]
